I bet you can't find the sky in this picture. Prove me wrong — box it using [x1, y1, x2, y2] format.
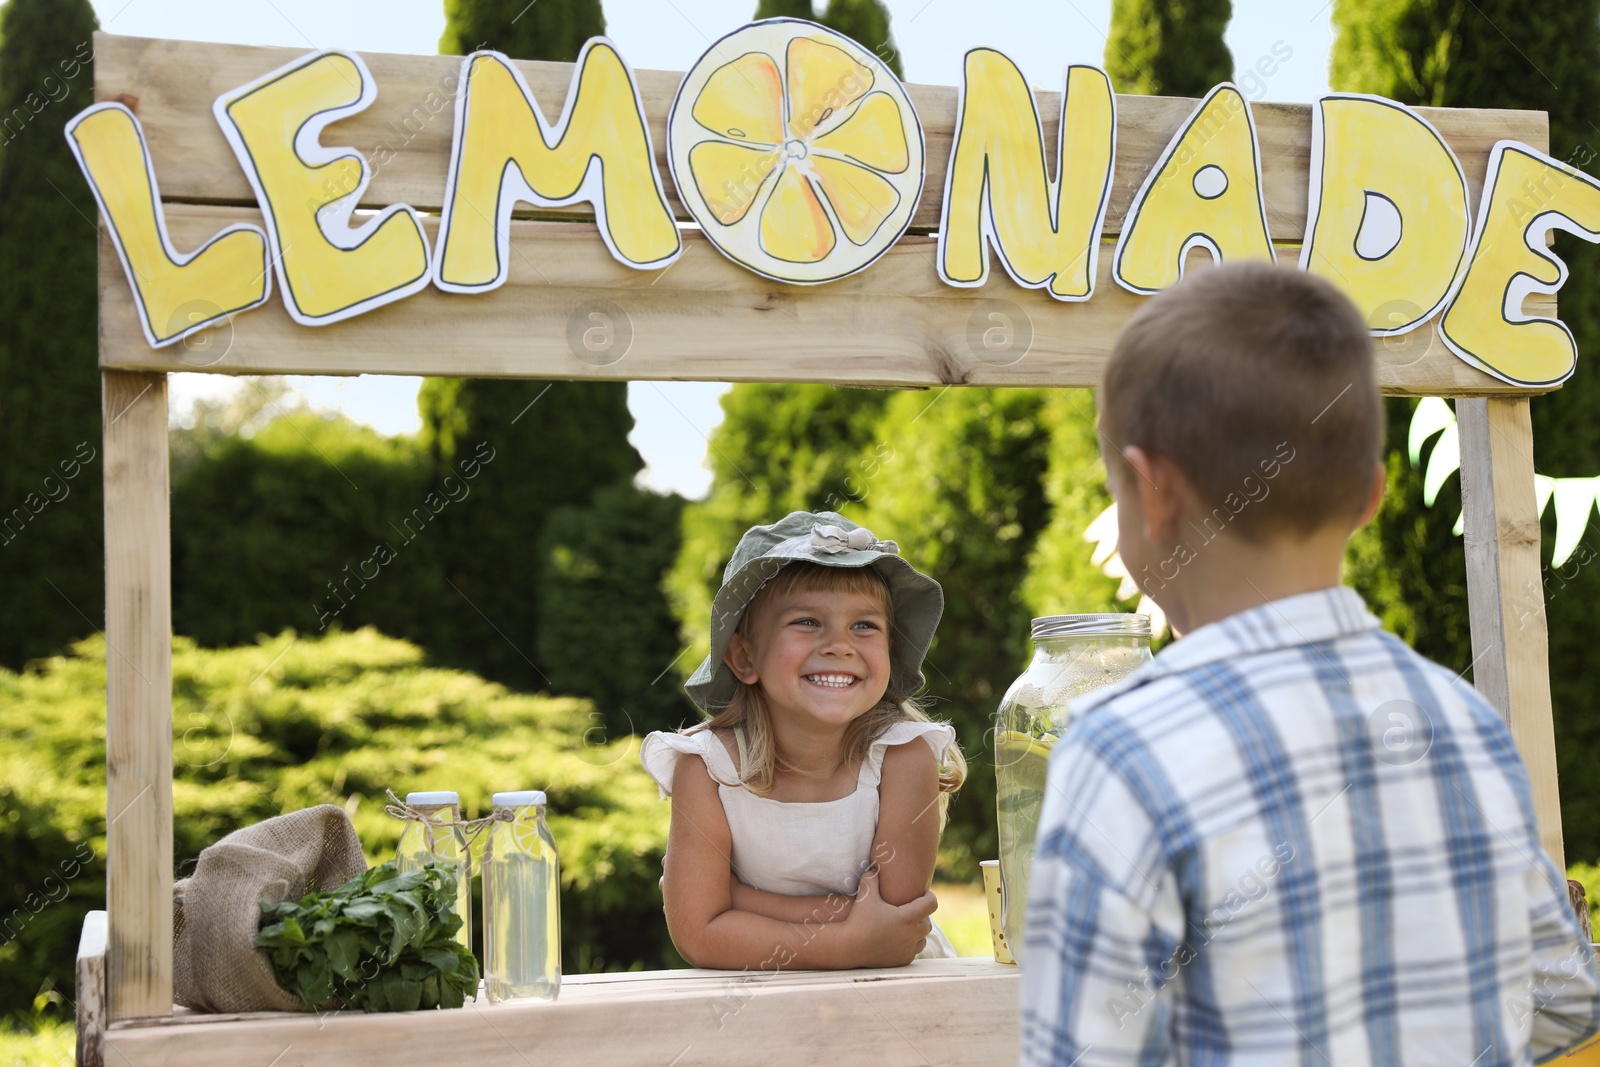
[89, 0, 1337, 497]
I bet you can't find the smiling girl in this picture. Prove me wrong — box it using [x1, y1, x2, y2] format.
[640, 511, 966, 970]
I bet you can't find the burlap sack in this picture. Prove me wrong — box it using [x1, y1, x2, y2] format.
[173, 804, 368, 1012]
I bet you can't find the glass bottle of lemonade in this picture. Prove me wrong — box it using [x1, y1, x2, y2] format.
[395, 790, 473, 954]
[995, 615, 1151, 962]
[482, 790, 561, 1003]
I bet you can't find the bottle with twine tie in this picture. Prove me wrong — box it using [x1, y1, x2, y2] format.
[481, 790, 561, 1003]
[390, 790, 473, 953]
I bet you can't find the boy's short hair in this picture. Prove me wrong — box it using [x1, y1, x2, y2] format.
[1100, 262, 1383, 538]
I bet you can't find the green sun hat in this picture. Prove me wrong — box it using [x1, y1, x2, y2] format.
[685, 511, 944, 712]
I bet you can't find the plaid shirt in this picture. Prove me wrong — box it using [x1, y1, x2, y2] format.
[1020, 587, 1600, 1066]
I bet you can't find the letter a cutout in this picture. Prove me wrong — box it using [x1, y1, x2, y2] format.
[1113, 83, 1275, 294]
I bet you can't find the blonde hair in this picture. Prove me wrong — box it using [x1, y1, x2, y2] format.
[686, 561, 966, 809]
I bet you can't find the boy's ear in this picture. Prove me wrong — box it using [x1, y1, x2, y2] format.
[724, 632, 760, 684]
[1123, 446, 1188, 542]
[1356, 459, 1386, 529]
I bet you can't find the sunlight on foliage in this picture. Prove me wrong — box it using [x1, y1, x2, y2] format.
[0, 627, 672, 1022]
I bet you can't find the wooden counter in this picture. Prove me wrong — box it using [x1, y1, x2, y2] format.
[97, 956, 1019, 1067]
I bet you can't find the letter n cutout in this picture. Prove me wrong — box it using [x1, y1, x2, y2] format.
[938, 52, 1115, 301]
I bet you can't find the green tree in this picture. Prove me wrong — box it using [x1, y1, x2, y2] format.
[417, 377, 641, 692]
[1340, 402, 1472, 670]
[538, 483, 693, 738]
[1105, 0, 1234, 96]
[753, 0, 903, 77]
[1021, 390, 1124, 621]
[666, 384, 890, 676]
[1331, 0, 1600, 860]
[0, 0, 100, 669]
[168, 376, 300, 484]
[439, 0, 604, 57]
[818, 0, 903, 78]
[861, 388, 1054, 870]
[755, 0, 816, 17]
[170, 411, 446, 650]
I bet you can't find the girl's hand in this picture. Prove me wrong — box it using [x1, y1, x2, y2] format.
[841, 867, 937, 967]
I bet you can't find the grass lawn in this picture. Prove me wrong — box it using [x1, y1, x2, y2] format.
[934, 878, 999, 959]
[0, 1017, 73, 1066]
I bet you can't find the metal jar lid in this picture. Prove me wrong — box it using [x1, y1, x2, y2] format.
[1030, 614, 1151, 640]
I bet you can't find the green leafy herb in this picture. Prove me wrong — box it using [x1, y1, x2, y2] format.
[253, 861, 480, 1012]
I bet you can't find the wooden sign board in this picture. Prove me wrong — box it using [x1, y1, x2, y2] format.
[88, 33, 1557, 394]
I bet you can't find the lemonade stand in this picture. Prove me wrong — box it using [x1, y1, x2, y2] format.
[65, 13, 1588, 1065]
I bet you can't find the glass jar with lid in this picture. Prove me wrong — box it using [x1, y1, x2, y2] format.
[995, 614, 1151, 962]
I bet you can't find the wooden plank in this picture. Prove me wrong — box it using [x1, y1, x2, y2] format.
[92, 33, 1549, 237]
[104, 959, 1019, 1067]
[97, 205, 1549, 395]
[76, 911, 108, 1067]
[132, 961, 1018, 1028]
[102, 371, 173, 1021]
[1458, 396, 1564, 866]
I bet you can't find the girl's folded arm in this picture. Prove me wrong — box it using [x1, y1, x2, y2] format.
[665, 754, 866, 969]
[730, 879, 852, 924]
[870, 739, 942, 907]
[665, 755, 935, 969]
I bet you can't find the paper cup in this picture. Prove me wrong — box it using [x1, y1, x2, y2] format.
[980, 860, 1015, 965]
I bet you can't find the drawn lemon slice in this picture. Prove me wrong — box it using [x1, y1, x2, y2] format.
[668, 18, 925, 284]
[995, 730, 1054, 801]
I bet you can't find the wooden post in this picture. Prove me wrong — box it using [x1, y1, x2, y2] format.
[1458, 396, 1564, 867]
[76, 911, 107, 1067]
[102, 371, 173, 1020]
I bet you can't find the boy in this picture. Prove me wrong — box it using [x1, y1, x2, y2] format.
[1020, 262, 1600, 1065]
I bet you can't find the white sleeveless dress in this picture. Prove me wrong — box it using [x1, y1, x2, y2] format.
[640, 720, 959, 959]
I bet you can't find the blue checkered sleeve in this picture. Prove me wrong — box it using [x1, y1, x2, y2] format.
[1020, 721, 1184, 1067]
